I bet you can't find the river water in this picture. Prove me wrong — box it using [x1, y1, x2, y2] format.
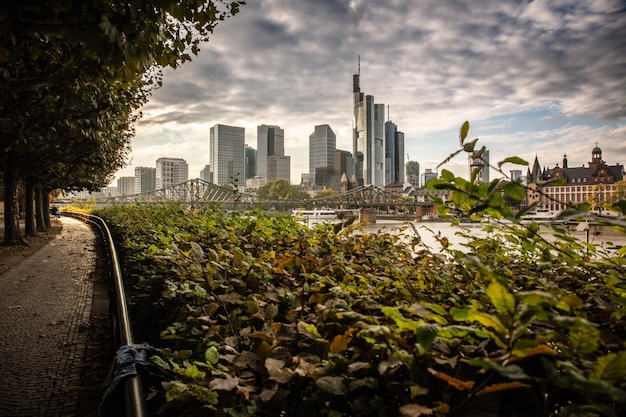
[322, 219, 626, 253]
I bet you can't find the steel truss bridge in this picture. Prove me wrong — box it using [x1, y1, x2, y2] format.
[93, 178, 412, 211]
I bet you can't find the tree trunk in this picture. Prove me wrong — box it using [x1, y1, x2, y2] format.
[3, 155, 26, 246]
[43, 187, 52, 229]
[24, 179, 36, 237]
[35, 182, 46, 232]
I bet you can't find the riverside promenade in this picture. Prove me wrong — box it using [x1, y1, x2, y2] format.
[0, 217, 101, 417]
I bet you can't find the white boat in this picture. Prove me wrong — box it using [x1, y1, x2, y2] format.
[292, 208, 338, 222]
[521, 208, 555, 221]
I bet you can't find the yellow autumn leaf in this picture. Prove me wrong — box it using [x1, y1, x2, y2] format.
[477, 381, 530, 396]
[428, 368, 475, 391]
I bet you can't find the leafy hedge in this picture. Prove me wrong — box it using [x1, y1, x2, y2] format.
[94, 193, 626, 417]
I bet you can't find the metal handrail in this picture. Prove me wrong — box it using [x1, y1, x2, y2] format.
[62, 211, 147, 417]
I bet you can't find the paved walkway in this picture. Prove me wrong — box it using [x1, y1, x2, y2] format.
[0, 217, 97, 417]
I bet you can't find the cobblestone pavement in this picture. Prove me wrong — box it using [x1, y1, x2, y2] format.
[0, 217, 97, 417]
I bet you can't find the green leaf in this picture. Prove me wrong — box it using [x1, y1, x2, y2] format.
[441, 169, 455, 182]
[451, 308, 507, 334]
[468, 358, 529, 380]
[416, 324, 439, 354]
[487, 279, 516, 314]
[503, 182, 526, 201]
[591, 351, 626, 383]
[381, 306, 420, 332]
[459, 121, 470, 144]
[498, 156, 529, 168]
[205, 346, 219, 365]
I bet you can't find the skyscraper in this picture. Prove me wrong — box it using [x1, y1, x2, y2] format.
[406, 160, 420, 188]
[200, 165, 212, 182]
[353, 60, 385, 187]
[209, 124, 245, 186]
[245, 145, 257, 180]
[117, 176, 135, 196]
[268, 155, 290, 182]
[134, 166, 156, 193]
[257, 125, 284, 180]
[156, 157, 188, 189]
[384, 118, 405, 185]
[309, 124, 336, 181]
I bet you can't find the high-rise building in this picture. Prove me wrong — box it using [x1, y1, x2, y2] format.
[209, 124, 245, 186]
[353, 61, 385, 187]
[117, 176, 135, 196]
[384, 119, 405, 184]
[257, 125, 284, 180]
[245, 145, 257, 179]
[334, 150, 354, 179]
[268, 155, 290, 182]
[469, 150, 490, 183]
[309, 125, 336, 180]
[406, 160, 420, 188]
[423, 168, 438, 187]
[200, 165, 212, 182]
[156, 157, 188, 189]
[134, 166, 156, 193]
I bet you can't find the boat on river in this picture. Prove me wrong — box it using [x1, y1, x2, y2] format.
[521, 208, 556, 221]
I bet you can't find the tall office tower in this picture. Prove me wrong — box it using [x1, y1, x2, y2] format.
[334, 149, 354, 179]
[353, 60, 385, 187]
[309, 124, 336, 178]
[117, 176, 135, 196]
[156, 157, 188, 189]
[245, 145, 257, 179]
[134, 166, 156, 193]
[396, 131, 405, 183]
[268, 155, 290, 182]
[423, 168, 438, 187]
[405, 160, 420, 188]
[384, 119, 405, 184]
[200, 165, 212, 182]
[257, 125, 284, 180]
[209, 124, 245, 186]
[469, 150, 490, 183]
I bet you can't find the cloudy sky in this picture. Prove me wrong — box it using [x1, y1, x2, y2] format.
[113, 0, 626, 185]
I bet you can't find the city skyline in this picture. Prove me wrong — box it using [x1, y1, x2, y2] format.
[110, 1, 626, 185]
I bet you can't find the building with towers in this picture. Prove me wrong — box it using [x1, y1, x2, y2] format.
[526, 144, 624, 214]
[353, 58, 385, 187]
[209, 124, 245, 186]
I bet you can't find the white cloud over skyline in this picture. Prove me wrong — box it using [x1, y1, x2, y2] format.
[114, 0, 626, 185]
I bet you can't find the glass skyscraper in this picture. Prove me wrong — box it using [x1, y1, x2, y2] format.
[309, 124, 336, 177]
[209, 124, 245, 186]
[257, 125, 284, 180]
[353, 64, 385, 187]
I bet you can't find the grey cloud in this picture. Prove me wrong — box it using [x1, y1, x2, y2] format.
[134, 0, 625, 165]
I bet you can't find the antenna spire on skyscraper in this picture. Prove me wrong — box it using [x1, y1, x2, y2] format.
[358, 55, 360, 75]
